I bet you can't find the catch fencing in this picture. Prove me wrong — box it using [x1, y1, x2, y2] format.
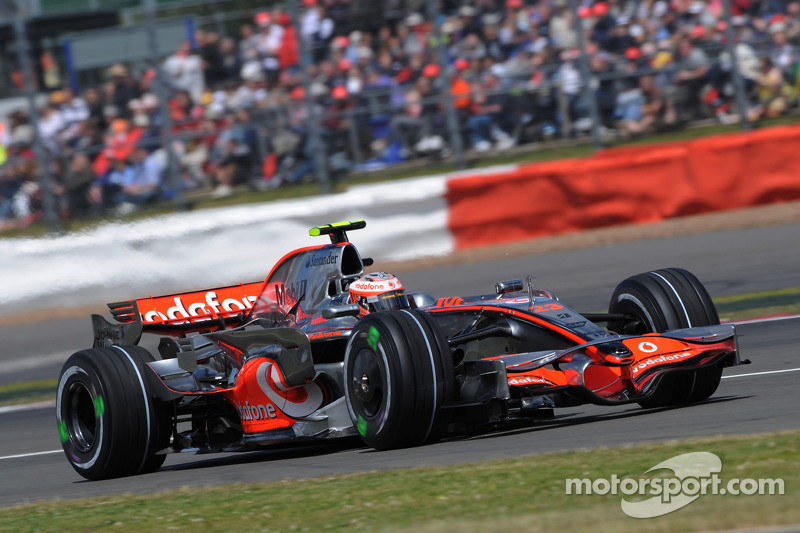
[1, 0, 799, 232]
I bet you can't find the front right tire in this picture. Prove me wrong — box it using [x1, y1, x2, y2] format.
[608, 268, 724, 408]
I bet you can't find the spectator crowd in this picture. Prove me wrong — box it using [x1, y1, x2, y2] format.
[2, 0, 800, 230]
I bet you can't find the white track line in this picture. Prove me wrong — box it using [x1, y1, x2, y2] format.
[0, 351, 66, 374]
[722, 367, 800, 379]
[0, 449, 61, 461]
[730, 314, 800, 325]
[0, 400, 54, 414]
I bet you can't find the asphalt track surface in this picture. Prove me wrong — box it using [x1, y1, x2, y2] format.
[0, 222, 799, 508]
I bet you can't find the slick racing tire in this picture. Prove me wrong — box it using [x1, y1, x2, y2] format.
[608, 268, 723, 408]
[343, 309, 455, 450]
[57, 346, 172, 480]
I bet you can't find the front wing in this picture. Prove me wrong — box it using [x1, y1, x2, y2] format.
[486, 324, 740, 405]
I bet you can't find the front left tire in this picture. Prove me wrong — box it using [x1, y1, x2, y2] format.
[343, 309, 455, 450]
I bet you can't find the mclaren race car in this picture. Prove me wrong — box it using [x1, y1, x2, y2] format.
[57, 220, 744, 480]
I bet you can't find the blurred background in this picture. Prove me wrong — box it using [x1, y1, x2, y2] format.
[0, 0, 798, 233]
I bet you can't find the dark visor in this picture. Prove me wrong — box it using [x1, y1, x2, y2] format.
[359, 290, 409, 312]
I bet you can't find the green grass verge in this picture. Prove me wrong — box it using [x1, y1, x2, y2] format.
[0, 379, 57, 408]
[1, 286, 798, 407]
[715, 286, 800, 321]
[0, 429, 796, 532]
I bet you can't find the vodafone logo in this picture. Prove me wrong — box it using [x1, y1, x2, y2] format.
[508, 375, 553, 386]
[354, 282, 390, 291]
[638, 341, 659, 353]
[236, 401, 277, 421]
[632, 352, 694, 375]
[255, 361, 323, 418]
[352, 273, 403, 294]
[142, 291, 257, 323]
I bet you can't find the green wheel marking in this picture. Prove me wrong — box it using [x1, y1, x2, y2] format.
[367, 326, 379, 351]
[94, 396, 105, 418]
[356, 415, 368, 437]
[58, 420, 68, 444]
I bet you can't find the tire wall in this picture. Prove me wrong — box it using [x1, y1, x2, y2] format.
[446, 124, 800, 249]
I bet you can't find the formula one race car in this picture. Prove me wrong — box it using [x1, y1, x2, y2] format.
[57, 220, 744, 480]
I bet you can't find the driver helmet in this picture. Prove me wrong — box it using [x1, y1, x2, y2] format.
[349, 272, 409, 316]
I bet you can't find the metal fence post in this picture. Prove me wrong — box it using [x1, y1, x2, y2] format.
[289, 0, 331, 193]
[12, 3, 62, 232]
[568, 0, 604, 150]
[721, 0, 752, 131]
[346, 108, 363, 165]
[143, 0, 186, 211]
[426, 0, 465, 170]
[556, 84, 571, 139]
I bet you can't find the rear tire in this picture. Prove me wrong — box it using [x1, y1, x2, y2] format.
[608, 268, 723, 408]
[343, 309, 455, 450]
[56, 345, 171, 480]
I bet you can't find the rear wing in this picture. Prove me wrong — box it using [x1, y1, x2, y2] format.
[95, 282, 264, 341]
[131, 282, 263, 325]
[130, 221, 366, 325]
[97, 220, 369, 341]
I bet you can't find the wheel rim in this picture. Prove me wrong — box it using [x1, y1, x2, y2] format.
[350, 348, 384, 418]
[66, 381, 98, 453]
[616, 300, 655, 334]
[624, 316, 651, 335]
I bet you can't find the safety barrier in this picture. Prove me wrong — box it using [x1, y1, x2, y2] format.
[446, 124, 800, 249]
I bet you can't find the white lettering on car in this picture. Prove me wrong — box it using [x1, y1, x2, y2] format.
[141, 292, 258, 323]
[236, 401, 278, 421]
[508, 375, 552, 386]
[632, 352, 694, 375]
[206, 291, 220, 314]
